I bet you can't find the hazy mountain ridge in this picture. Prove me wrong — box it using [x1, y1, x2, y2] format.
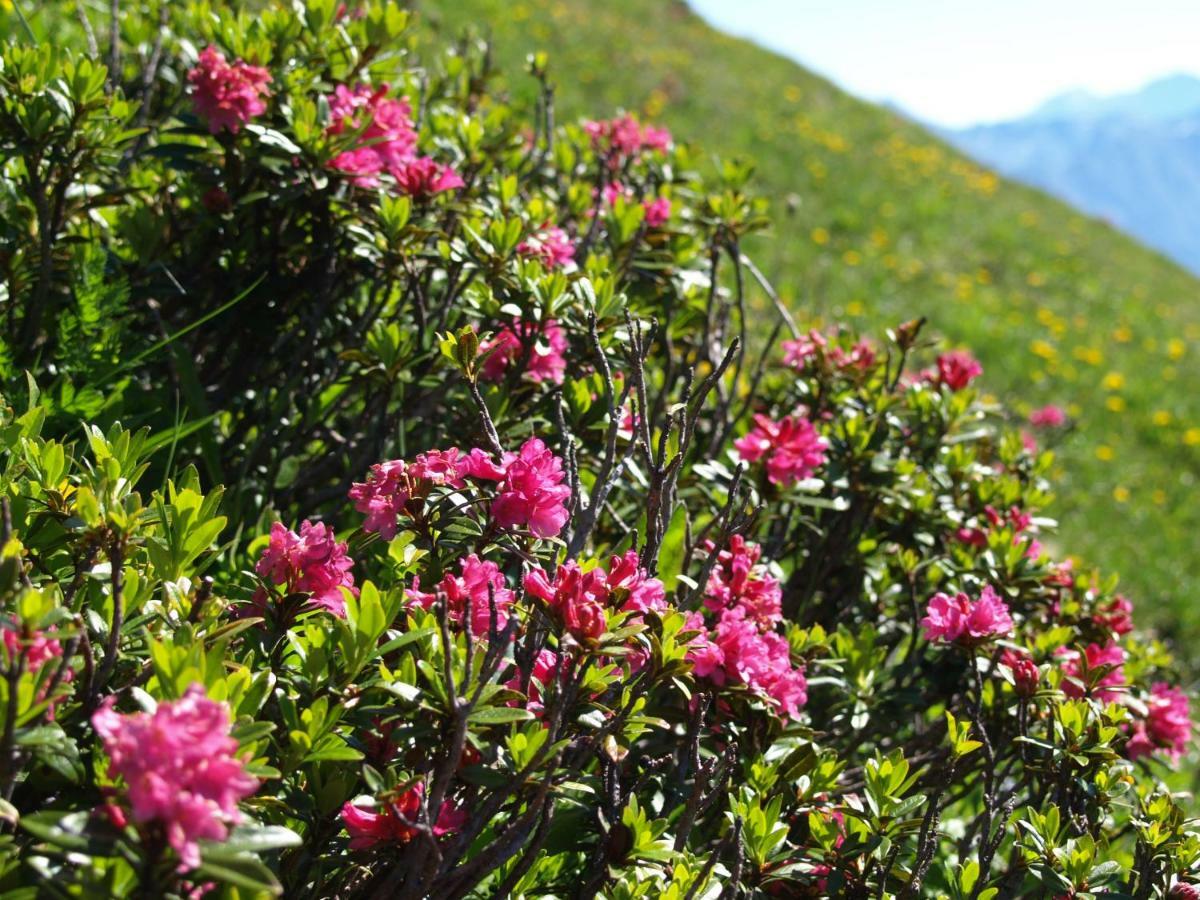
[949, 75, 1200, 272]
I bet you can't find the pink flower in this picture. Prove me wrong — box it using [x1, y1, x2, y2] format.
[479, 319, 569, 385]
[1029, 404, 1067, 428]
[505, 648, 563, 716]
[934, 350, 983, 391]
[407, 554, 514, 636]
[702, 535, 782, 629]
[255, 521, 356, 617]
[683, 612, 725, 680]
[605, 550, 667, 615]
[734, 413, 829, 487]
[92, 685, 259, 871]
[187, 46, 271, 134]
[524, 562, 608, 642]
[601, 181, 632, 207]
[955, 527, 988, 549]
[2, 624, 63, 672]
[921, 585, 1013, 646]
[782, 330, 876, 373]
[349, 450, 469, 539]
[341, 782, 465, 850]
[781, 330, 828, 369]
[517, 225, 575, 268]
[1170, 884, 1200, 900]
[1093, 595, 1134, 636]
[1000, 649, 1040, 697]
[325, 83, 461, 196]
[1126, 682, 1192, 761]
[472, 438, 571, 538]
[326, 83, 417, 187]
[642, 196, 671, 227]
[584, 114, 671, 162]
[2, 624, 70, 718]
[1057, 642, 1126, 700]
[710, 609, 807, 719]
[391, 156, 465, 198]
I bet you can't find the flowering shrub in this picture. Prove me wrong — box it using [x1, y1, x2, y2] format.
[0, 2, 1197, 897]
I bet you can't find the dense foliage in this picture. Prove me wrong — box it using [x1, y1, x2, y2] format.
[422, 0, 1200, 654]
[0, 1, 1197, 897]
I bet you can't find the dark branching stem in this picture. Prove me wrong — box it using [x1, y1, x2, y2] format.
[89, 539, 125, 710]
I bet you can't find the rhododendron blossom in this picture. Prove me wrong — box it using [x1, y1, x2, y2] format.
[1000, 648, 1040, 697]
[1126, 682, 1192, 761]
[687, 608, 807, 719]
[1029, 404, 1067, 428]
[407, 554, 515, 635]
[702, 535, 782, 629]
[734, 413, 828, 487]
[479, 319, 569, 385]
[341, 782, 465, 850]
[256, 520, 356, 617]
[921, 585, 1013, 646]
[1057, 642, 1127, 700]
[325, 83, 461, 195]
[391, 156, 465, 198]
[933, 350, 983, 391]
[468, 438, 571, 538]
[605, 550, 667, 615]
[517, 225, 575, 268]
[506, 648, 563, 716]
[349, 450, 470, 539]
[1093, 595, 1134, 636]
[92, 685, 259, 870]
[583, 114, 671, 162]
[187, 46, 271, 134]
[3, 624, 71, 717]
[782, 329, 876, 373]
[524, 561, 608, 642]
[643, 196, 671, 227]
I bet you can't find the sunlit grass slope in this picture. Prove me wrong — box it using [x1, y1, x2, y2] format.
[420, 0, 1200, 653]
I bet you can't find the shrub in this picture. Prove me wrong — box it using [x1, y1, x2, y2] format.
[0, 1, 1197, 897]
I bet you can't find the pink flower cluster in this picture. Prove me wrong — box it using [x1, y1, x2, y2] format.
[734, 413, 829, 487]
[341, 782, 466, 850]
[480, 319, 569, 385]
[932, 350, 983, 391]
[1057, 642, 1126, 701]
[517, 225, 576, 268]
[467, 438, 572, 538]
[187, 46, 271, 134]
[408, 554, 515, 636]
[702, 535, 782, 628]
[1126, 682, 1193, 761]
[594, 181, 671, 225]
[781, 329, 876, 373]
[92, 685, 259, 871]
[256, 521, 356, 617]
[2, 624, 63, 672]
[524, 550, 666, 644]
[583, 114, 671, 163]
[2, 624, 70, 717]
[685, 538, 807, 720]
[326, 83, 462, 196]
[506, 648, 563, 716]
[1000, 648, 1040, 697]
[1029, 404, 1068, 428]
[921, 585, 1014, 646]
[352, 440, 570, 540]
[1093, 595, 1134, 636]
[349, 448, 470, 539]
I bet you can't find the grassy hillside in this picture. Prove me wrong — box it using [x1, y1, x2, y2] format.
[420, 0, 1200, 651]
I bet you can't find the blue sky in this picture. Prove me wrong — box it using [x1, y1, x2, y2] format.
[690, 0, 1200, 127]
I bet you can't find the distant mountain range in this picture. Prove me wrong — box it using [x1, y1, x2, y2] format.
[945, 74, 1200, 273]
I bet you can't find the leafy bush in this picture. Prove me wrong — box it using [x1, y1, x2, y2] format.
[0, 1, 1197, 897]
